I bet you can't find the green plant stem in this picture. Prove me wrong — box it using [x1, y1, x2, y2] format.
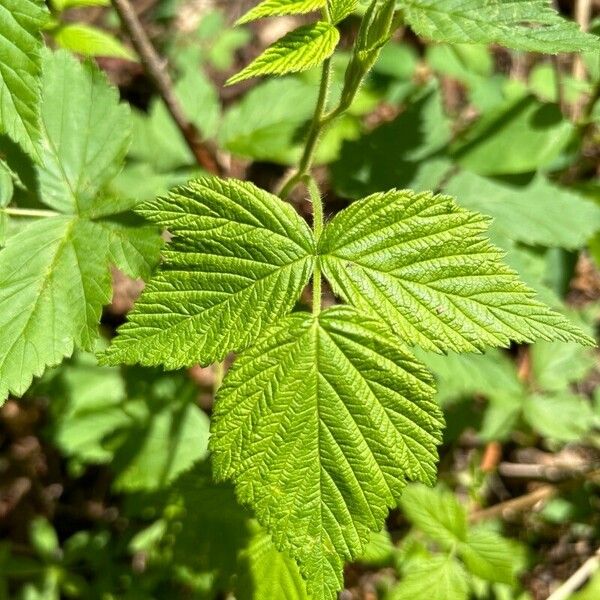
[307, 176, 324, 315]
[3, 207, 59, 218]
[279, 57, 333, 200]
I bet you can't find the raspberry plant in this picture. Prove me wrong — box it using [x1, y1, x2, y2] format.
[0, 1, 599, 599]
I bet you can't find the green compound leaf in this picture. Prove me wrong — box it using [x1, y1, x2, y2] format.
[399, 0, 600, 53]
[319, 189, 594, 354]
[226, 22, 340, 85]
[102, 177, 315, 369]
[236, 0, 326, 25]
[0, 0, 49, 158]
[211, 305, 444, 600]
[0, 50, 162, 402]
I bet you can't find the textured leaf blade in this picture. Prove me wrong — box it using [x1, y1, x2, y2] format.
[39, 49, 131, 215]
[400, 0, 600, 53]
[0, 0, 48, 157]
[319, 189, 594, 354]
[236, 0, 326, 25]
[102, 177, 315, 369]
[227, 22, 340, 85]
[211, 305, 444, 599]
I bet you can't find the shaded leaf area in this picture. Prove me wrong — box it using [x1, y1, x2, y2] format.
[46, 354, 210, 492]
[330, 86, 452, 198]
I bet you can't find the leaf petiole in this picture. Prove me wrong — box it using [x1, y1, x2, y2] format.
[3, 207, 60, 218]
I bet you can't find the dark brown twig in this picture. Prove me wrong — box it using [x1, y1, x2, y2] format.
[110, 0, 223, 175]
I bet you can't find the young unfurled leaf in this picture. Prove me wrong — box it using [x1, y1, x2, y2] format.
[0, 0, 48, 158]
[329, 0, 358, 23]
[399, 0, 600, 53]
[226, 22, 340, 85]
[319, 189, 593, 354]
[236, 0, 326, 25]
[101, 177, 315, 369]
[211, 306, 444, 599]
[0, 50, 161, 403]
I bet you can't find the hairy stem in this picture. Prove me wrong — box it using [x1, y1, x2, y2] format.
[110, 0, 223, 174]
[279, 56, 333, 200]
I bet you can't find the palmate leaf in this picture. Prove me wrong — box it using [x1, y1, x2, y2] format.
[236, 0, 326, 25]
[390, 556, 469, 600]
[0, 0, 48, 158]
[50, 355, 209, 492]
[226, 22, 340, 85]
[399, 0, 600, 53]
[101, 177, 315, 369]
[319, 189, 594, 354]
[400, 485, 523, 585]
[0, 50, 161, 402]
[211, 306, 444, 599]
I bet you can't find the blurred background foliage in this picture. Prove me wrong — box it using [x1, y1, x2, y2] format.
[1, 0, 600, 598]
